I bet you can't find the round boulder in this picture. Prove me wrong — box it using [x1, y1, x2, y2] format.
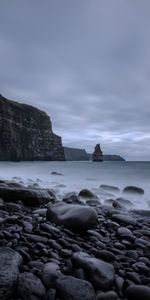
[56, 275, 96, 300]
[47, 202, 98, 231]
[125, 285, 150, 300]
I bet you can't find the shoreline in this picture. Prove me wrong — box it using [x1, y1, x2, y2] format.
[0, 179, 150, 300]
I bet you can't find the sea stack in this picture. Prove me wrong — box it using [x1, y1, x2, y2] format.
[92, 144, 103, 162]
[0, 94, 65, 161]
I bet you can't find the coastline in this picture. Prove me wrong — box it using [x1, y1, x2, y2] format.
[0, 178, 150, 300]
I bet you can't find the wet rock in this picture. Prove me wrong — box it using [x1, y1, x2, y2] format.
[143, 243, 150, 258]
[78, 189, 98, 199]
[63, 192, 80, 204]
[51, 171, 63, 176]
[56, 275, 96, 300]
[0, 186, 51, 206]
[131, 209, 150, 218]
[117, 227, 135, 242]
[123, 186, 144, 195]
[47, 202, 98, 231]
[115, 197, 133, 207]
[72, 251, 115, 290]
[111, 214, 137, 226]
[17, 272, 46, 300]
[100, 184, 120, 193]
[125, 285, 150, 300]
[41, 262, 61, 288]
[96, 291, 118, 300]
[0, 247, 22, 300]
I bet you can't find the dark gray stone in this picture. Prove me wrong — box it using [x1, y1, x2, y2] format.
[0, 186, 51, 206]
[56, 275, 96, 300]
[111, 214, 137, 226]
[17, 272, 46, 300]
[0, 247, 22, 300]
[78, 189, 98, 199]
[100, 185, 120, 192]
[41, 262, 61, 288]
[125, 285, 150, 300]
[72, 251, 115, 290]
[47, 202, 98, 231]
[123, 186, 144, 195]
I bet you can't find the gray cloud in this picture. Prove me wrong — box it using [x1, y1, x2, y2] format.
[0, 0, 150, 160]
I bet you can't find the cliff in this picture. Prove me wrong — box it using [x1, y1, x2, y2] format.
[0, 94, 65, 161]
[64, 147, 89, 161]
[88, 153, 125, 161]
[103, 154, 125, 161]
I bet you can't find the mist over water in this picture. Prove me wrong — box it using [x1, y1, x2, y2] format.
[0, 161, 150, 209]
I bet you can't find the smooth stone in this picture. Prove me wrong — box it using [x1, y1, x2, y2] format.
[111, 214, 137, 226]
[0, 186, 51, 206]
[17, 272, 46, 300]
[72, 251, 115, 290]
[96, 291, 118, 300]
[143, 243, 150, 258]
[100, 184, 120, 192]
[123, 186, 144, 195]
[131, 209, 150, 218]
[78, 189, 98, 199]
[56, 275, 96, 300]
[47, 202, 98, 231]
[51, 171, 63, 175]
[4, 202, 22, 212]
[0, 247, 23, 300]
[125, 285, 150, 300]
[41, 262, 61, 287]
[63, 192, 80, 203]
[117, 227, 135, 242]
[32, 208, 47, 216]
[115, 197, 133, 207]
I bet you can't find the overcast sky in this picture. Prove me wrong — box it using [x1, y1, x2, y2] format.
[0, 0, 150, 160]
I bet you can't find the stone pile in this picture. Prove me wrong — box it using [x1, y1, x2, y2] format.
[0, 180, 150, 300]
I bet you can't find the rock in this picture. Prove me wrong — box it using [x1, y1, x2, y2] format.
[63, 192, 81, 204]
[0, 247, 22, 300]
[0, 94, 65, 161]
[92, 144, 103, 162]
[56, 275, 96, 300]
[143, 243, 150, 258]
[125, 285, 150, 300]
[41, 262, 61, 288]
[0, 186, 51, 206]
[130, 209, 150, 218]
[17, 272, 46, 300]
[111, 214, 137, 226]
[96, 291, 118, 300]
[115, 197, 133, 207]
[123, 186, 144, 195]
[47, 202, 98, 231]
[51, 172, 63, 175]
[78, 189, 98, 199]
[117, 227, 135, 242]
[100, 185, 120, 192]
[72, 252, 115, 290]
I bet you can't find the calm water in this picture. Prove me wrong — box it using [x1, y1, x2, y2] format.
[0, 161, 150, 209]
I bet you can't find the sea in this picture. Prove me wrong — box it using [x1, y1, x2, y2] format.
[0, 161, 150, 210]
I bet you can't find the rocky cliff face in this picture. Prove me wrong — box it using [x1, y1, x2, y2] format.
[92, 144, 103, 162]
[0, 94, 65, 161]
[64, 147, 89, 161]
[103, 154, 125, 161]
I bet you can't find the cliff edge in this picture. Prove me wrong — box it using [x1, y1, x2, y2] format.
[0, 94, 65, 161]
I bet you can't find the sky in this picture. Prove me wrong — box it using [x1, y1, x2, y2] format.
[0, 0, 150, 160]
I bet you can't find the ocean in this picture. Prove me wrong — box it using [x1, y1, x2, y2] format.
[0, 161, 150, 209]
